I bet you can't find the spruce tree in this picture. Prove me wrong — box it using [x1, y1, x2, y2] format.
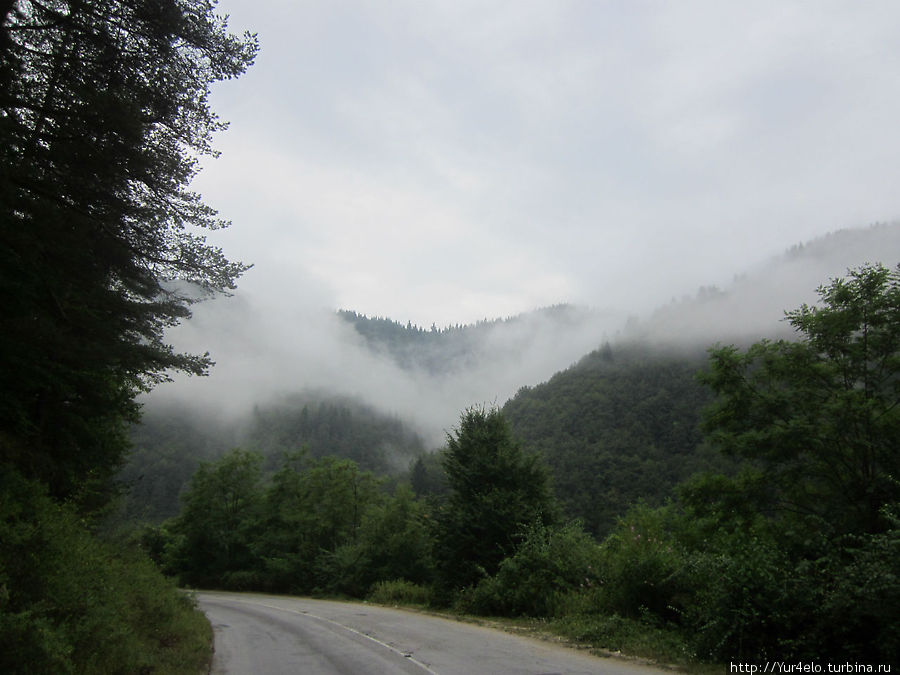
[0, 0, 257, 499]
[434, 406, 556, 594]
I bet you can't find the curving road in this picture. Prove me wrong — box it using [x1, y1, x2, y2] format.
[196, 591, 670, 675]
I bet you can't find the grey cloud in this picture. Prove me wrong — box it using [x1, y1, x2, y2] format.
[200, 0, 900, 327]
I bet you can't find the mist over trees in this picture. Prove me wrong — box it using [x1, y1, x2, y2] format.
[626, 221, 900, 346]
[129, 226, 900, 540]
[147, 294, 629, 449]
[142, 222, 900, 442]
[121, 392, 427, 522]
[336, 304, 613, 375]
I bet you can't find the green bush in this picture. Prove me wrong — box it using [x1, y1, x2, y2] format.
[356, 484, 434, 588]
[0, 468, 211, 674]
[693, 513, 900, 664]
[820, 504, 900, 663]
[314, 543, 370, 597]
[594, 504, 687, 623]
[809, 514, 900, 663]
[221, 569, 267, 592]
[367, 579, 432, 606]
[461, 521, 601, 617]
[682, 526, 792, 661]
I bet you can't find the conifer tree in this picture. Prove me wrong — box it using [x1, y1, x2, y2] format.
[0, 0, 256, 499]
[434, 406, 556, 594]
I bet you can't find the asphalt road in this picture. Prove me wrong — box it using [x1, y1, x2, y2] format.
[196, 591, 670, 675]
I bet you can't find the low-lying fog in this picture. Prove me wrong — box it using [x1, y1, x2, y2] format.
[146, 293, 626, 446]
[145, 223, 900, 446]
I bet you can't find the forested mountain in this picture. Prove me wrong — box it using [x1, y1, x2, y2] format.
[242, 393, 426, 470]
[123, 343, 722, 533]
[142, 264, 900, 667]
[118, 230, 900, 665]
[336, 304, 615, 375]
[503, 342, 732, 536]
[141, 222, 900, 460]
[120, 393, 427, 522]
[331, 223, 900, 537]
[121, 303, 622, 524]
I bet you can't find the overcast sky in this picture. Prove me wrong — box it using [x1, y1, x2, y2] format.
[192, 0, 900, 328]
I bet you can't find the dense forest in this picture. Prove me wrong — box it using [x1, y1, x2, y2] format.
[120, 393, 426, 522]
[120, 341, 721, 536]
[503, 343, 728, 536]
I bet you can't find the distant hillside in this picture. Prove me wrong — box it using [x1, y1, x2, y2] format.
[503, 222, 900, 534]
[118, 393, 426, 522]
[240, 392, 425, 472]
[337, 304, 621, 375]
[626, 221, 900, 345]
[503, 342, 729, 536]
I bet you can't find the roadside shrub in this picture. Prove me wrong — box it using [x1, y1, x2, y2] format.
[315, 543, 370, 597]
[594, 504, 687, 623]
[367, 579, 432, 606]
[461, 521, 601, 617]
[221, 569, 267, 592]
[0, 467, 211, 674]
[809, 514, 900, 663]
[684, 511, 900, 664]
[551, 612, 694, 666]
[681, 531, 790, 662]
[356, 485, 434, 588]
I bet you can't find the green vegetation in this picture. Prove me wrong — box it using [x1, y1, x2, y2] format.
[503, 343, 725, 536]
[458, 520, 601, 617]
[119, 393, 427, 523]
[366, 579, 432, 606]
[433, 406, 557, 596]
[0, 469, 213, 674]
[155, 264, 900, 668]
[677, 263, 900, 662]
[1, 0, 255, 501]
[0, 1, 255, 670]
[148, 448, 435, 598]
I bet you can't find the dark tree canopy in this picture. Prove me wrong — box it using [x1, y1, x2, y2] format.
[503, 343, 716, 536]
[695, 263, 900, 536]
[0, 0, 257, 498]
[434, 406, 556, 593]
